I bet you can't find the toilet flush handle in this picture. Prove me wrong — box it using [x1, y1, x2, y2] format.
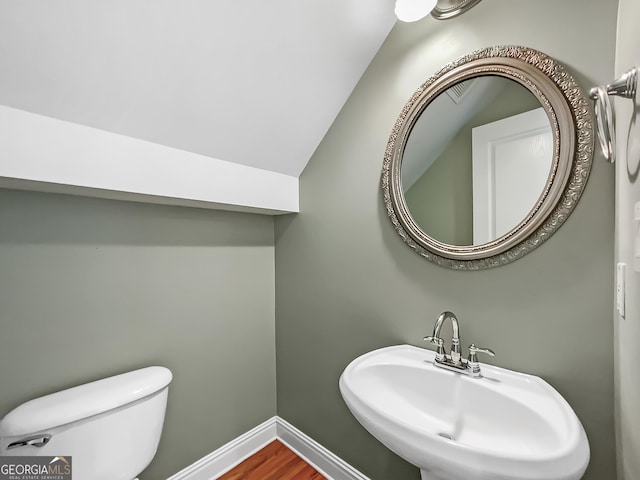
[7, 434, 52, 450]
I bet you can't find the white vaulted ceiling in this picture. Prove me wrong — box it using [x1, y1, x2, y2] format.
[0, 0, 396, 179]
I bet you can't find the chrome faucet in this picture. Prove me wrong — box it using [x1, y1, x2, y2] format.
[424, 311, 495, 378]
[428, 311, 462, 365]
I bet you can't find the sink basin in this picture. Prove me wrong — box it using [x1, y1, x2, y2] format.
[339, 345, 589, 480]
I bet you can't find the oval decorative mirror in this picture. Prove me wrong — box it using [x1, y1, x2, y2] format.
[382, 45, 594, 270]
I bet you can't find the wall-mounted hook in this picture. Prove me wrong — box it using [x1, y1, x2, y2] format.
[590, 67, 638, 164]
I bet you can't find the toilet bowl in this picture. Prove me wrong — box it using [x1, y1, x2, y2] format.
[0, 366, 172, 480]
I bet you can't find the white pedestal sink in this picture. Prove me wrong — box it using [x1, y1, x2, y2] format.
[339, 345, 589, 480]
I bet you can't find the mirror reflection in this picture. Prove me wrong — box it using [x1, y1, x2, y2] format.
[402, 76, 552, 246]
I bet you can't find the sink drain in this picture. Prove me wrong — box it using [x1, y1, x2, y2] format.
[438, 432, 455, 441]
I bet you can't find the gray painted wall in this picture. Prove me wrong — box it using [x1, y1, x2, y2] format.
[275, 1, 617, 479]
[0, 189, 276, 479]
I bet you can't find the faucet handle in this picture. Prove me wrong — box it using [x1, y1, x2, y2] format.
[423, 336, 446, 362]
[468, 344, 495, 362]
[467, 344, 495, 378]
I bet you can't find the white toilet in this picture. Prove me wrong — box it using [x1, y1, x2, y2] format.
[0, 366, 172, 480]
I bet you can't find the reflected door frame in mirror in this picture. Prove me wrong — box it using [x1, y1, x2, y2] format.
[382, 45, 594, 270]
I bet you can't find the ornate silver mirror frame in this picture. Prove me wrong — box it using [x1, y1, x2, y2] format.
[382, 45, 594, 270]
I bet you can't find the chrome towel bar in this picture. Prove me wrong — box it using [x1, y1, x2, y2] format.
[589, 67, 637, 164]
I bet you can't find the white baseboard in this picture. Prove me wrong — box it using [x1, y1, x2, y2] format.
[166, 417, 277, 480]
[166, 416, 369, 480]
[276, 417, 371, 480]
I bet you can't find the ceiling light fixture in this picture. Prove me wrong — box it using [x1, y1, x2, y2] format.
[431, 0, 483, 20]
[394, 0, 437, 22]
[394, 0, 483, 22]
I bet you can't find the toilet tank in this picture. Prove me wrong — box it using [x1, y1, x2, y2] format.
[0, 366, 172, 480]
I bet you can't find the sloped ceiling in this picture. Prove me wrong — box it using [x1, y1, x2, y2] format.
[0, 0, 396, 178]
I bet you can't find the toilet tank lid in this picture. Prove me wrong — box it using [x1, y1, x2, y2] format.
[0, 366, 172, 437]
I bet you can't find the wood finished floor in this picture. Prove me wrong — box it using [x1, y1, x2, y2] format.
[216, 440, 326, 480]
